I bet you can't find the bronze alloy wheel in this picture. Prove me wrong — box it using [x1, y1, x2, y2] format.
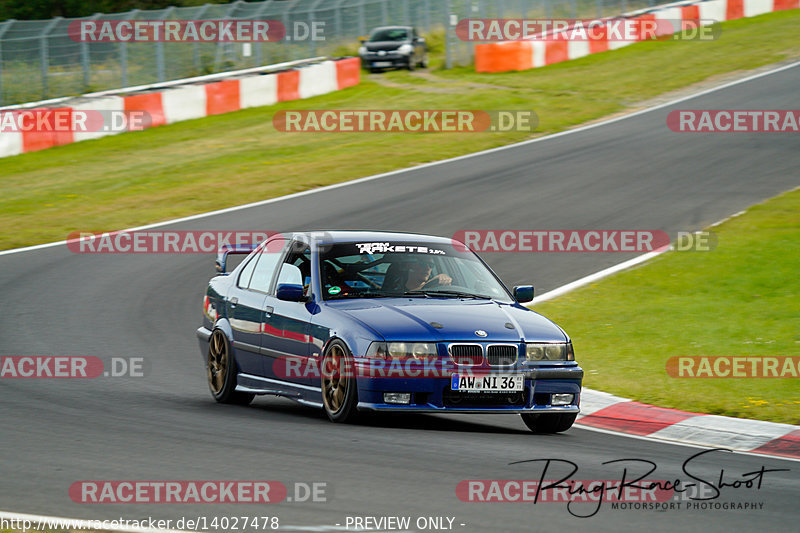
[207, 329, 228, 395]
[207, 329, 254, 405]
[321, 340, 358, 422]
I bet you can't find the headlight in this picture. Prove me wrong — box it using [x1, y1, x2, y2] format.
[397, 44, 413, 55]
[366, 342, 437, 360]
[358, 46, 366, 56]
[525, 342, 574, 361]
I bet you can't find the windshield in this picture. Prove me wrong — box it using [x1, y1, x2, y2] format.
[319, 241, 511, 301]
[369, 28, 408, 42]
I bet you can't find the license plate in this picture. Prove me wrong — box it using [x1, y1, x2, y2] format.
[451, 374, 524, 392]
[373, 61, 392, 67]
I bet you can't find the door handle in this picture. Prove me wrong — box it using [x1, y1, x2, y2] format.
[264, 306, 274, 317]
[230, 297, 238, 307]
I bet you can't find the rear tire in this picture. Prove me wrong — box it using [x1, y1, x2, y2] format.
[321, 340, 359, 422]
[207, 329, 254, 406]
[520, 412, 576, 433]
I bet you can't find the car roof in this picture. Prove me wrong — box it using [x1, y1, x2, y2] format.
[371, 26, 413, 31]
[287, 230, 453, 246]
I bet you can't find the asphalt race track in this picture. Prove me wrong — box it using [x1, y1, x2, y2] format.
[1, 63, 798, 532]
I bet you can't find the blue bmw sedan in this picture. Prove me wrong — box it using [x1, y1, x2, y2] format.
[197, 231, 583, 433]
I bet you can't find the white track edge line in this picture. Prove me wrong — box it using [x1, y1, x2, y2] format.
[529, 246, 669, 304]
[0, 510, 351, 533]
[1, 60, 799, 258]
[575, 424, 800, 463]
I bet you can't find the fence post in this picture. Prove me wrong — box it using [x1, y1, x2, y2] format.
[445, 0, 452, 69]
[359, 0, 366, 38]
[0, 20, 15, 106]
[40, 17, 62, 100]
[191, 4, 210, 73]
[250, 1, 275, 66]
[307, 0, 326, 58]
[156, 7, 174, 82]
[81, 13, 103, 92]
[220, 1, 245, 70]
[119, 10, 138, 87]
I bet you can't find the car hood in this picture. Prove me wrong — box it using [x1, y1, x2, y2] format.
[329, 299, 566, 343]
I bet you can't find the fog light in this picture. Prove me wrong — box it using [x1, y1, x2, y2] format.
[383, 392, 411, 405]
[551, 393, 574, 406]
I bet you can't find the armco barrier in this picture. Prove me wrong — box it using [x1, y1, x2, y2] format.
[205, 80, 241, 116]
[0, 116, 23, 157]
[336, 57, 361, 90]
[162, 85, 208, 124]
[276, 70, 301, 102]
[475, 0, 799, 73]
[299, 61, 339, 99]
[0, 57, 361, 159]
[124, 93, 166, 128]
[21, 107, 75, 153]
[239, 75, 278, 109]
[72, 96, 125, 143]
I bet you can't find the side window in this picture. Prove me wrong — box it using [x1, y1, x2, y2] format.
[249, 250, 283, 293]
[237, 253, 259, 288]
[278, 243, 312, 294]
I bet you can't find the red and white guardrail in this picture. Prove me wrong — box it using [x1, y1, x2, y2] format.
[0, 57, 360, 159]
[474, 0, 799, 72]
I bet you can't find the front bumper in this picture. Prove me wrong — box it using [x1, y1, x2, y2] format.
[356, 364, 583, 413]
[360, 54, 409, 69]
[196, 326, 212, 362]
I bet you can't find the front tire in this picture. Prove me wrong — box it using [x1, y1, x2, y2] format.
[520, 412, 576, 433]
[321, 340, 359, 422]
[207, 329, 254, 405]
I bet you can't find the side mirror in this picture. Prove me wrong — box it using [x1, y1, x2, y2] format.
[513, 285, 534, 303]
[277, 283, 307, 302]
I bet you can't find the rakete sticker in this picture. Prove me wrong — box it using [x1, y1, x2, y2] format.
[328, 286, 342, 295]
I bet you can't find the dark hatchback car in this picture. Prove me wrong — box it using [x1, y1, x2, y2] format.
[197, 231, 583, 433]
[359, 26, 428, 72]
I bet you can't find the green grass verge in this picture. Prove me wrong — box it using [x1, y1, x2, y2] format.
[534, 187, 800, 425]
[1, 10, 799, 250]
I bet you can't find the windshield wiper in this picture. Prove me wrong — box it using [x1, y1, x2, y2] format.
[403, 289, 491, 299]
